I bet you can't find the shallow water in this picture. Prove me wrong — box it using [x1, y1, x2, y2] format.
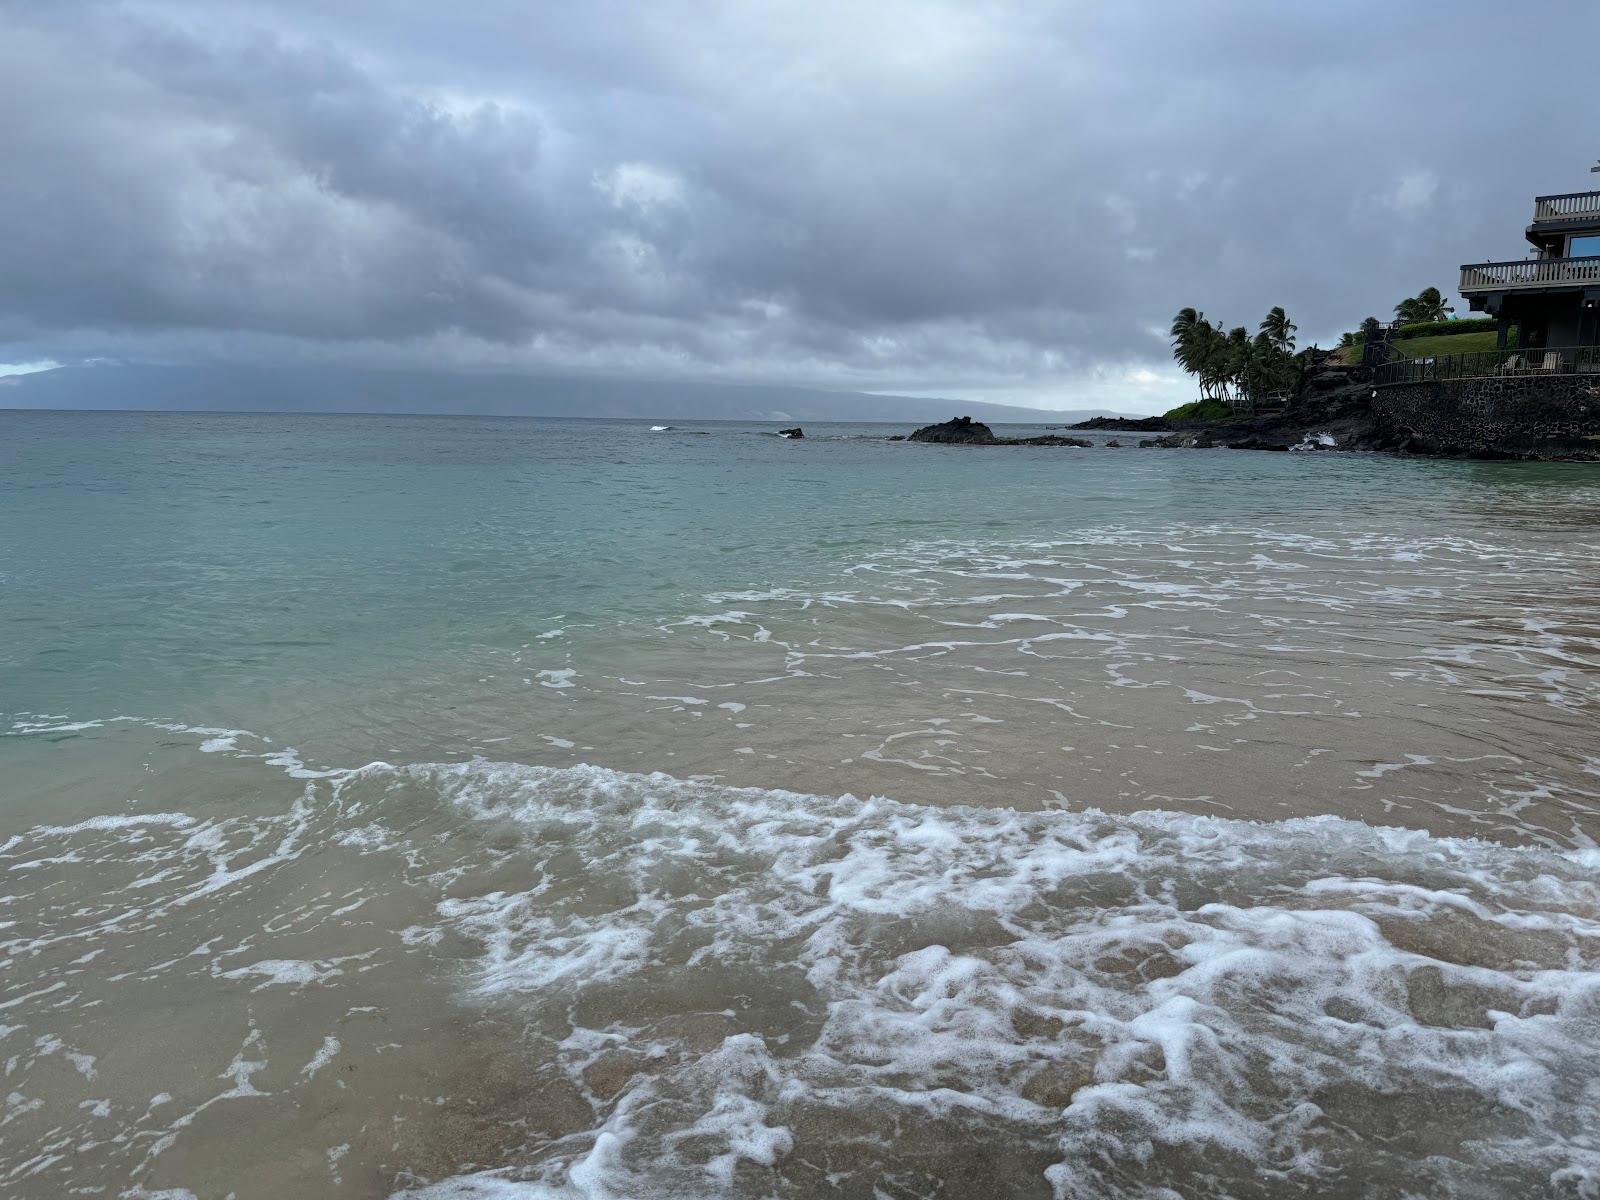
[3, 411, 1600, 1197]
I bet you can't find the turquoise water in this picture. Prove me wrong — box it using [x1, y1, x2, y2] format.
[4, 409, 1600, 1198]
[6, 408, 1596, 738]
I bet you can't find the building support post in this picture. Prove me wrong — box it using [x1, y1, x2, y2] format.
[1495, 311, 1511, 349]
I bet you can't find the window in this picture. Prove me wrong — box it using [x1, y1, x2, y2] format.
[1569, 234, 1600, 258]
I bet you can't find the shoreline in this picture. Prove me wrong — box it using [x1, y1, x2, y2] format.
[908, 353, 1600, 461]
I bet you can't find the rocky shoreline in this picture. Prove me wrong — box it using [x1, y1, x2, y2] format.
[1066, 414, 1172, 433]
[903, 351, 1600, 461]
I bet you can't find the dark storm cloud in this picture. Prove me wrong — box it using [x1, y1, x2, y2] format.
[3, 0, 1598, 406]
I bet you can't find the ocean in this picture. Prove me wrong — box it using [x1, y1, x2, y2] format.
[3, 409, 1600, 1198]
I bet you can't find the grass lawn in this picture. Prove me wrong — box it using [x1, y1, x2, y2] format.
[1336, 329, 1502, 365]
[1390, 331, 1499, 358]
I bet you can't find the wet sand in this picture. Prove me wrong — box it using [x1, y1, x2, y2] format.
[5, 509, 1600, 1198]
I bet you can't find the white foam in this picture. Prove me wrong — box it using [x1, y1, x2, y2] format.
[217, 958, 342, 989]
[29, 813, 197, 838]
[301, 1036, 341, 1079]
[5, 717, 104, 735]
[12, 684, 1600, 1200]
[383, 761, 1600, 1199]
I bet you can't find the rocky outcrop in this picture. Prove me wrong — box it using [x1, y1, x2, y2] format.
[1133, 357, 1387, 454]
[1226, 436, 1290, 451]
[909, 416, 998, 443]
[904, 351, 1596, 462]
[777, 427, 804, 439]
[908, 417, 1090, 447]
[912, 367, 1600, 460]
[1298, 349, 1362, 396]
[1068, 415, 1171, 432]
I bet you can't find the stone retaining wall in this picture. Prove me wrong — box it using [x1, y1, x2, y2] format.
[1372, 375, 1600, 459]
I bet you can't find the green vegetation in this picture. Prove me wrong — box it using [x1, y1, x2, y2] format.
[1394, 286, 1454, 324]
[1162, 397, 1232, 422]
[1391, 331, 1499, 359]
[1337, 317, 1383, 363]
[1169, 305, 1300, 407]
[1393, 317, 1494, 339]
[1340, 325, 1507, 364]
[1334, 290, 1503, 365]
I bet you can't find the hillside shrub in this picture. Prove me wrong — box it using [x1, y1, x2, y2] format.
[1392, 317, 1495, 339]
[1163, 398, 1231, 422]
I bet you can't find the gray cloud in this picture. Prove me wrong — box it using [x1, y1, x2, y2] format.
[3, 0, 1597, 409]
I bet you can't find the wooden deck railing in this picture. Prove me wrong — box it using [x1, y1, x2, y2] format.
[1459, 256, 1600, 292]
[1533, 190, 1600, 223]
[1373, 344, 1600, 386]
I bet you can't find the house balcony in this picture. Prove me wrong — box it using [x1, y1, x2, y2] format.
[1525, 191, 1600, 251]
[1531, 190, 1600, 225]
[1459, 255, 1600, 296]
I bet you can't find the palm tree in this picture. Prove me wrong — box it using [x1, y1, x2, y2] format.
[1394, 287, 1454, 324]
[1415, 287, 1453, 322]
[1260, 306, 1297, 354]
[1190, 324, 1225, 402]
[1171, 307, 1225, 399]
[1170, 307, 1204, 377]
[1173, 307, 1299, 404]
[1222, 326, 1251, 402]
[1197, 323, 1233, 401]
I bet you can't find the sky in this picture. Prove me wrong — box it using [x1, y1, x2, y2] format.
[3, 1, 1598, 413]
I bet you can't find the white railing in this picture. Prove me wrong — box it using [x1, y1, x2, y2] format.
[1533, 191, 1600, 222]
[1460, 255, 1600, 291]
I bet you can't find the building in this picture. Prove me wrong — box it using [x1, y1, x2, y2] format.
[1363, 168, 1600, 459]
[1460, 184, 1600, 354]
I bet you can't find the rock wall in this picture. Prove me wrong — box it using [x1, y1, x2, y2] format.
[1371, 375, 1600, 459]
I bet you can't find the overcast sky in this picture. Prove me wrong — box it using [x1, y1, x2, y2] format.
[3, 1, 1598, 411]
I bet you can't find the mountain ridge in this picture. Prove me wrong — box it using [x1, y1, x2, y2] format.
[0, 365, 1142, 424]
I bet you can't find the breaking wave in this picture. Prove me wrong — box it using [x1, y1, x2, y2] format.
[377, 759, 1598, 1197]
[6, 732, 1600, 1198]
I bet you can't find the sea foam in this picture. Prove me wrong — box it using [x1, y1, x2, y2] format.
[372, 760, 1600, 1199]
[7, 721, 1600, 1198]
